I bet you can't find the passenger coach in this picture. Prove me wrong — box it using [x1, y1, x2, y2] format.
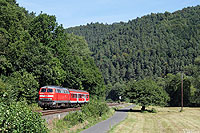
[38, 86, 89, 109]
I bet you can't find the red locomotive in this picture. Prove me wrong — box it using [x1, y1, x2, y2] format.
[38, 86, 89, 109]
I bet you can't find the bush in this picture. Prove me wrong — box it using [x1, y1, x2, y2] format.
[106, 98, 114, 103]
[0, 101, 48, 132]
[81, 99, 109, 118]
[64, 99, 110, 126]
[64, 111, 84, 126]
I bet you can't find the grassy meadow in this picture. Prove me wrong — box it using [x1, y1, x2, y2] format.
[109, 106, 200, 133]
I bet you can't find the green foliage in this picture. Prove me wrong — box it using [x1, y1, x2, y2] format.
[64, 111, 84, 126]
[126, 79, 169, 109]
[0, 1, 107, 133]
[82, 99, 109, 117]
[64, 99, 109, 126]
[0, 78, 8, 103]
[0, 101, 48, 132]
[164, 73, 193, 106]
[184, 56, 200, 106]
[3, 70, 39, 104]
[29, 13, 57, 45]
[0, 0, 106, 105]
[66, 5, 200, 88]
[106, 82, 126, 101]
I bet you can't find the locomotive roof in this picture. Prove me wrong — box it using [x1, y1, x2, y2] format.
[41, 86, 88, 93]
[69, 89, 88, 93]
[41, 85, 68, 90]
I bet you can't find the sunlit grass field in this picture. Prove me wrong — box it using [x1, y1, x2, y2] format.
[109, 106, 200, 133]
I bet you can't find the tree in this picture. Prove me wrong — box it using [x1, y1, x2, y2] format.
[5, 70, 39, 104]
[126, 79, 169, 111]
[184, 57, 200, 106]
[164, 73, 193, 106]
[106, 82, 126, 101]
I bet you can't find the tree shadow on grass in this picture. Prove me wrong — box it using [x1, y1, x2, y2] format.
[116, 108, 141, 112]
[116, 108, 157, 113]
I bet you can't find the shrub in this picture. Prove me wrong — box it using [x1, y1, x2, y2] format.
[81, 99, 109, 118]
[106, 98, 113, 103]
[64, 99, 110, 126]
[0, 101, 48, 132]
[64, 111, 84, 126]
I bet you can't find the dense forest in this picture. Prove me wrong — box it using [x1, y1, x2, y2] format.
[0, 0, 106, 103]
[66, 6, 200, 104]
[66, 6, 200, 85]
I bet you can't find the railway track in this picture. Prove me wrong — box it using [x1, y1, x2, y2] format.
[37, 107, 81, 116]
[36, 103, 121, 116]
[107, 102, 121, 107]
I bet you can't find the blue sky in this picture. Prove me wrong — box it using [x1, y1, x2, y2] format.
[17, 0, 200, 28]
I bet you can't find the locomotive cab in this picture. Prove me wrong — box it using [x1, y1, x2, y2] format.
[38, 87, 56, 108]
[38, 86, 71, 109]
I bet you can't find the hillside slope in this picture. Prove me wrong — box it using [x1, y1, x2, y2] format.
[66, 6, 200, 85]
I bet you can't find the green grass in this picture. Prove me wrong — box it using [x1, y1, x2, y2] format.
[109, 106, 200, 133]
[49, 108, 115, 133]
[49, 103, 130, 133]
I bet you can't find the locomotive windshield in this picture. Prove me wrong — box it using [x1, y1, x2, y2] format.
[40, 88, 53, 92]
[47, 89, 53, 92]
[41, 88, 46, 92]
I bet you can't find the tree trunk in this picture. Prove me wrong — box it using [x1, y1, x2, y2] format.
[141, 106, 145, 111]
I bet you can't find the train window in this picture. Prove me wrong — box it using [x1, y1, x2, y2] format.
[47, 89, 53, 92]
[73, 94, 77, 98]
[41, 88, 46, 92]
[86, 95, 89, 98]
[78, 94, 81, 98]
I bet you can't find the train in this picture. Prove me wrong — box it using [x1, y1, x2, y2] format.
[38, 85, 89, 109]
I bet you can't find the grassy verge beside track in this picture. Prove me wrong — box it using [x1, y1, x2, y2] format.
[48, 102, 130, 133]
[49, 100, 111, 133]
[109, 106, 200, 133]
[49, 108, 115, 133]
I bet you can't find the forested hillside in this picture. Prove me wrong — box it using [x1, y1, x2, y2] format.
[66, 6, 200, 86]
[0, 0, 105, 104]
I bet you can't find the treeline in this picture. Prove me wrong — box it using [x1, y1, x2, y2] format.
[0, 0, 105, 104]
[66, 5, 200, 106]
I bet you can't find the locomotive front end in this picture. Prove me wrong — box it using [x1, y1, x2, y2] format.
[38, 87, 56, 109]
